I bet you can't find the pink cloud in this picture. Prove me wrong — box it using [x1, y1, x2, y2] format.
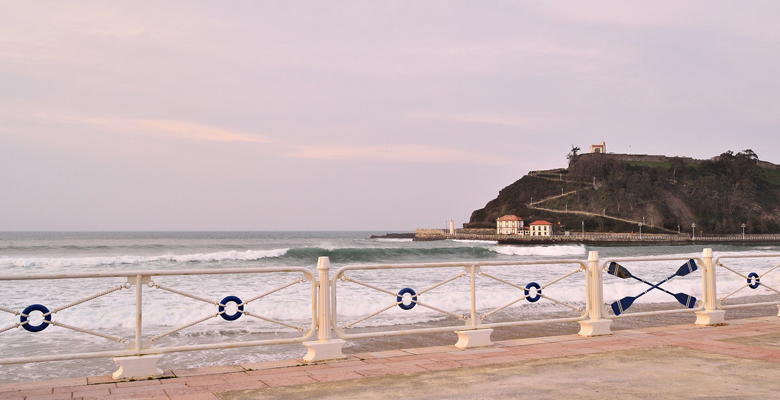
[33, 114, 270, 143]
[287, 144, 509, 165]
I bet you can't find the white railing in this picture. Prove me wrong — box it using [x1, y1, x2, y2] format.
[1, 248, 779, 380]
[715, 254, 780, 310]
[330, 259, 587, 340]
[0, 267, 316, 370]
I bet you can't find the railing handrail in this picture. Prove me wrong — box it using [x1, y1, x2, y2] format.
[334, 259, 587, 274]
[601, 256, 705, 270]
[714, 253, 780, 264]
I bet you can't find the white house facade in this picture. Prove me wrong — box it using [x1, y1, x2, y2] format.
[529, 220, 553, 237]
[496, 215, 524, 235]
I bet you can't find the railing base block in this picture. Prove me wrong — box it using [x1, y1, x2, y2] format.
[776, 305, 780, 317]
[302, 339, 346, 363]
[112, 355, 163, 380]
[578, 319, 612, 336]
[455, 329, 493, 349]
[695, 310, 726, 326]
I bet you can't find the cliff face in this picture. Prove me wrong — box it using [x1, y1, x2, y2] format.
[466, 152, 780, 234]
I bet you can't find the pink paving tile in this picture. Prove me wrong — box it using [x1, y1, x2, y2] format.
[356, 365, 427, 378]
[320, 360, 370, 368]
[104, 392, 169, 400]
[21, 394, 72, 400]
[53, 384, 113, 394]
[366, 350, 411, 358]
[451, 347, 508, 356]
[0, 393, 24, 400]
[86, 375, 118, 385]
[110, 382, 185, 395]
[258, 374, 318, 387]
[309, 371, 364, 382]
[204, 381, 269, 392]
[240, 358, 302, 370]
[167, 393, 219, 400]
[183, 375, 229, 387]
[70, 386, 112, 398]
[11, 388, 53, 397]
[165, 387, 213, 397]
[246, 368, 312, 377]
[495, 337, 549, 347]
[401, 345, 456, 354]
[172, 365, 245, 377]
[114, 379, 162, 388]
[458, 356, 521, 367]
[416, 360, 463, 371]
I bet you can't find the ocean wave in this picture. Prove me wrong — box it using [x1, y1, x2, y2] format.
[489, 244, 586, 256]
[0, 248, 290, 268]
[451, 239, 499, 245]
[0, 244, 593, 269]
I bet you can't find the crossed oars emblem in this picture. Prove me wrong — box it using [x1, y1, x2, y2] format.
[608, 259, 699, 315]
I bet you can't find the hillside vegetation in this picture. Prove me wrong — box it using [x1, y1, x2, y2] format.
[466, 150, 780, 234]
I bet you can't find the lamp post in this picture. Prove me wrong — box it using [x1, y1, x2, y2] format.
[677, 224, 680, 234]
[581, 220, 585, 236]
[638, 222, 643, 240]
[691, 222, 696, 241]
[741, 223, 746, 240]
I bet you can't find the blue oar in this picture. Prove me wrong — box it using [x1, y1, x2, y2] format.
[608, 260, 698, 315]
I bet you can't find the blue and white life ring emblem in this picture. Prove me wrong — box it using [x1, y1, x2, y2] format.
[524, 282, 542, 303]
[747, 272, 761, 289]
[396, 288, 418, 310]
[218, 296, 245, 321]
[20, 304, 52, 333]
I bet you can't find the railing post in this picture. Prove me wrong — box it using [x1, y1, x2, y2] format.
[455, 265, 492, 349]
[578, 251, 612, 336]
[303, 257, 345, 362]
[695, 248, 726, 325]
[112, 274, 162, 379]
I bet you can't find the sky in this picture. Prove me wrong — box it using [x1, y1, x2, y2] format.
[1, 1, 779, 231]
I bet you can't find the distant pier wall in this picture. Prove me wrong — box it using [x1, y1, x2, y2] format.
[414, 229, 780, 244]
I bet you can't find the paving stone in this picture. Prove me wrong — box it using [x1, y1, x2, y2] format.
[258, 374, 317, 387]
[240, 359, 302, 370]
[309, 371, 363, 382]
[172, 365, 245, 377]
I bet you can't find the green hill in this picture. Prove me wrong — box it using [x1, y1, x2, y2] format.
[466, 150, 780, 234]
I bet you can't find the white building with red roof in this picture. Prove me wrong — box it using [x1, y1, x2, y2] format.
[496, 215, 524, 235]
[529, 220, 553, 237]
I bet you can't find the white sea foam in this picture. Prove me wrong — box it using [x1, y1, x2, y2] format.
[451, 239, 499, 244]
[0, 248, 290, 269]
[371, 238, 414, 242]
[490, 244, 586, 257]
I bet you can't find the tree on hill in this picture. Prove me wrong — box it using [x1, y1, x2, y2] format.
[566, 145, 581, 166]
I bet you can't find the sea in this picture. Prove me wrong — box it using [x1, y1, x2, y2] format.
[1, 231, 778, 383]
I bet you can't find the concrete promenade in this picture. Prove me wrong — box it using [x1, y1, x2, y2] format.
[2, 316, 780, 399]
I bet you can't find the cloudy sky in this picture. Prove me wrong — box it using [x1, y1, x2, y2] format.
[1, 1, 779, 230]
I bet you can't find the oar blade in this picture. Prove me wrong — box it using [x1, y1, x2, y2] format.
[673, 293, 698, 308]
[675, 259, 698, 277]
[608, 262, 633, 279]
[610, 296, 635, 316]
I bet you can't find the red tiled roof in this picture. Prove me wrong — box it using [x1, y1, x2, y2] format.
[496, 215, 522, 221]
[529, 220, 553, 225]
